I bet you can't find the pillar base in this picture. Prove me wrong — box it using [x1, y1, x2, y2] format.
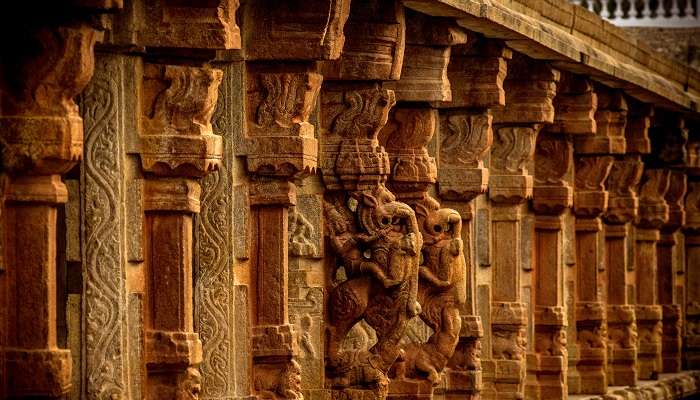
[3, 348, 71, 398]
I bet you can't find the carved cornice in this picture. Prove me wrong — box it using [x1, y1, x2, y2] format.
[533, 133, 573, 215]
[320, 83, 396, 191]
[575, 87, 627, 155]
[573, 156, 614, 218]
[438, 110, 492, 202]
[637, 169, 671, 229]
[138, 64, 223, 177]
[319, 0, 405, 81]
[442, 39, 511, 109]
[108, 0, 240, 49]
[548, 74, 597, 135]
[384, 10, 468, 102]
[243, 0, 350, 60]
[0, 24, 98, 175]
[244, 70, 323, 179]
[604, 157, 644, 224]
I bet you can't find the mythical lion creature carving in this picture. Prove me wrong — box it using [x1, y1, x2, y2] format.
[324, 185, 422, 395]
[389, 196, 466, 385]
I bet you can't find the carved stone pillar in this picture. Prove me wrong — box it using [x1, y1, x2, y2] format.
[380, 106, 467, 399]
[658, 172, 687, 373]
[604, 157, 644, 386]
[321, 83, 421, 400]
[571, 155, 613, 394]
[484, 56, 559, 400]
[526, 73, 588, 400]
[684, 181, 700, 369]
[528, 134, 572, 400]
[569, 85, 630, 395]
[243, 67, 322, 400]
[137, 63, 223, 399]
[635, 169, 671, 379]
[0, 18, 100, 398]
[436, 37, 511, 400]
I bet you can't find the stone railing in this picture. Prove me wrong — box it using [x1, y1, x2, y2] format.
[573, 0, 700, 26]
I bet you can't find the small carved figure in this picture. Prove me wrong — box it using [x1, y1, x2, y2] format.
[578, 326, 605, 349]
[176, 367, 202, 400]
[493, 329, 526, 360]
[255, 360, 304, 400]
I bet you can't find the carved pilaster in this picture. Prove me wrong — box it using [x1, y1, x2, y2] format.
[659, 172, 687, 373]
[685, 182, 700, 369]
[484, 56, 559, 400]
[0, 20, 100, 398]
[321, 84, 421, 400]
[137, 63, 223, 399]
[603, 157, 644, 386]
[572, 155, 614, 394]
[635, 169, 671, 379]
[242, 67, 323, 400]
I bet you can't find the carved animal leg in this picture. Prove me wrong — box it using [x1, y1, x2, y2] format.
[327, 277, 371, 362]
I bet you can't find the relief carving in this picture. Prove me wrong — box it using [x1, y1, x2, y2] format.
[379, 108, 471, 391]
[491, 126, 537, 175]
[438, 111, 492, 201]
[246, 71, 322, 178]
[140, 64, 223, 177]
[573, 156, 614, 218]
[604, 158, 643, 224]
[533, 133, 573, 215]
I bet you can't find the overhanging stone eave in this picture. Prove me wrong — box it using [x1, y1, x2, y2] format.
[404, 0, 699, 114]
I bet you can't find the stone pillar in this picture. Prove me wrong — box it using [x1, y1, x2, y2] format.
[604, 157, 644, 386]
[484, 55, 560, 400]
[436, 37, 512, 400]
[684, 181, 700, 369]
[318, 5, 423, 398]
[571, 155, 613, 394]
[136, 64, 224, 399]
[659, 172, 687, 373]
[526, 132, 573, 399]
[635, 169, 671, 379]
[526, 72, 591, 400]
[378, 14, 478, 399]
[244, 68, 323, 400]
[0, 12, 102, 398]
[569, 85, 626, 394]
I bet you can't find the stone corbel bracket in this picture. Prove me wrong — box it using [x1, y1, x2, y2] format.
[319, 0, 405, 81]
[637, 169, 671, 230]
[573, 156, 614, 219]
[604, 157, 644, 225]
[243, 68, 323, 179]
[435, 39, 511, 202]
[490, 57, 560, 205]
[107, 0, 241, 49]
[139, 64, 224, 177]
[575, 86, 627, 155]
